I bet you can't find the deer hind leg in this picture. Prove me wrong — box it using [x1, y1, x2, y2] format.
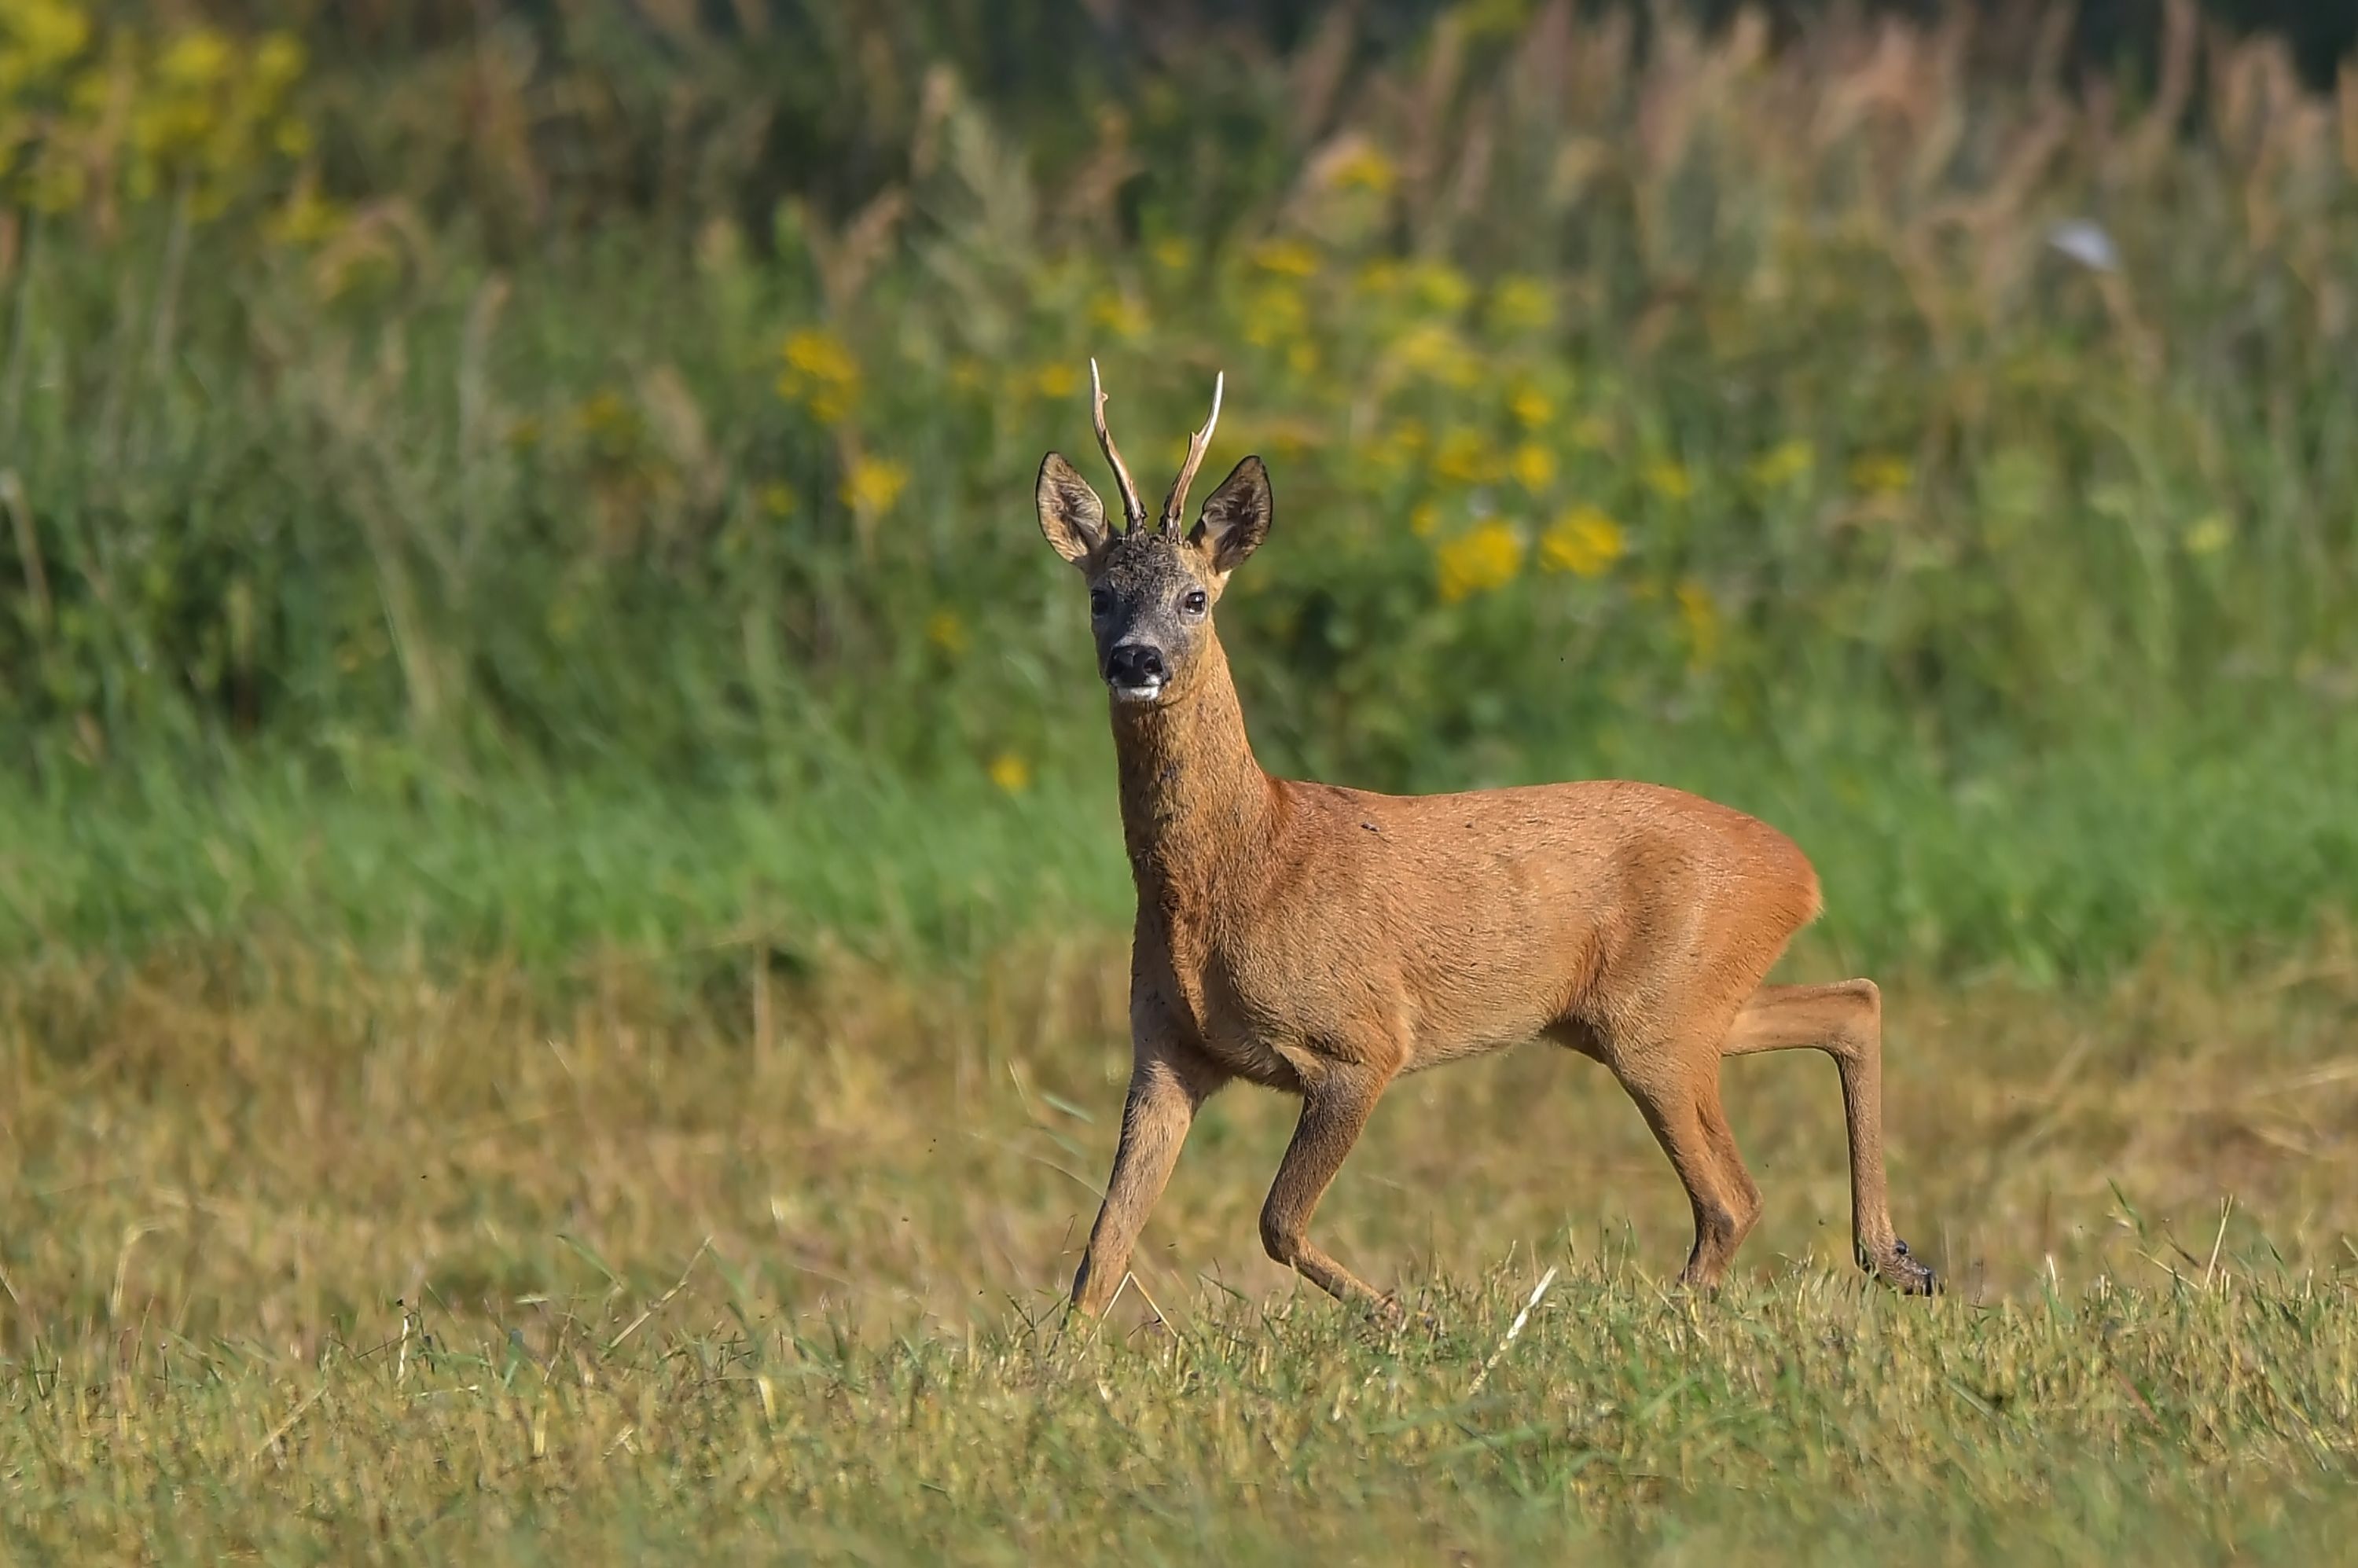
[1615, 1048, 1764, 1291]
[1721, 980, 1936, 1295]
[1258, 1060, 1400, 1321]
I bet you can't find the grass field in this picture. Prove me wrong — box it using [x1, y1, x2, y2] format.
[6, 1, 2358, 1559]
[5, 937, 2356, 1559]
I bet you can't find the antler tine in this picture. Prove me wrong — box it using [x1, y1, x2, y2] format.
[1089, 358, 1148, 534]
[1159, 371, 1224, 535]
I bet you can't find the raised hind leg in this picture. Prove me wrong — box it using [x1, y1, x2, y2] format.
[1721, 979, 1935, 1294]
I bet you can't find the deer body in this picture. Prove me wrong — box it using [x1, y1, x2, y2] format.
[1041, 367, 1933, 1320]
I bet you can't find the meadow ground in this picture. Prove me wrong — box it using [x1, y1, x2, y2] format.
[3, 925, 2354, 1562]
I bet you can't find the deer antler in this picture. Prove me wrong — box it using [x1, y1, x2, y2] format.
[1089, 358, 1148, 534]
[1159, 372, 1225, 535]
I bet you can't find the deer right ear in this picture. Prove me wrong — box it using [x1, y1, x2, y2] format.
[1037, 453, 1110, 567]
[1190, 455, 1272, 577]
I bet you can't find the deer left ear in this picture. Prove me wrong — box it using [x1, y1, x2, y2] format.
[1190, 456, 1272, 577]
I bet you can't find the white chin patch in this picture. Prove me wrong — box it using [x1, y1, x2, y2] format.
[1110, 681, 1166, 704]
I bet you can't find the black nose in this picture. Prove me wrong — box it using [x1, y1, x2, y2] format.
[1106, 644, 1166, 686]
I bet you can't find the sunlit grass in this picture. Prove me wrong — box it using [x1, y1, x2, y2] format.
[3, 941, 2356, 1559]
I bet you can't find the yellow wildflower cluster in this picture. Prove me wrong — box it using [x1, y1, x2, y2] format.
[778, 329, 860, 424]
[1508, 385, 1554, 429]
[1250, 237, 1320, 277]
[1432, 426, 1499, 484]
[1488, 275, 1555, 334]
[1849, 453, 1914, 496]
[1746, 439, 1816, 491]
[1435, 521, 1523, 604]
[925, 609, 969, 656]
[1324, 144, 1396, 195]
[1510, 443, 1556, 494]
[1, 8, 312, 220]
[987, 752, 1031, 793]
[840, 454, 911, 517]
[1089, 291, 1149, 341]
[1386, 322, 1482, 387]
[1643, 460, 1695, 502]
[1539, 505, 1626, 578]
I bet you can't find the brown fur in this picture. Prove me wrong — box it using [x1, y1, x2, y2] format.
[1039, 380, 1933, 1322]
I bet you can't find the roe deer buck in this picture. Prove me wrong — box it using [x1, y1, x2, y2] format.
[1037, 364, 1935, 1323]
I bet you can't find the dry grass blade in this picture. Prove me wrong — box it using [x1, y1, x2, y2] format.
[245, 1382, 331, 1469]
[1467, 1265, 1557, 1394]
[604, 1237, 714, 1357]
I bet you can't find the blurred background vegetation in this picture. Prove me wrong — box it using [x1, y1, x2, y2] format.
[2, 0, 2355, 976]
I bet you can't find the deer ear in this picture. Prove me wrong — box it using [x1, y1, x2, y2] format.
[1190, 456, 1272, 576]
[1036, 453, 1109, 567]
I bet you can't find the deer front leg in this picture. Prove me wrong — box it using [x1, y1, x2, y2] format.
[1258, 1060, 1398, 1320]
[1070, 1036, 1229, 1317]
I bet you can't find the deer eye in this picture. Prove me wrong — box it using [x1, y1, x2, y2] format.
[1181, 589, 1208, 617]
[1089, 588, 1111, 617]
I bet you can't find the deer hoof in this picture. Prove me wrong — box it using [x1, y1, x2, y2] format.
[1863, 1237, 1939, 1296]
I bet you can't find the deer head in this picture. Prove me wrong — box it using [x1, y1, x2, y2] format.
[1035, 362, 1273, 706]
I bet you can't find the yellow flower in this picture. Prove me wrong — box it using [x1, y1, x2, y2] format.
[2183, 514, 2232, 556]
[1033, 362, 1080, 400]
[1489, 276, 1555, 333]
[841, 455, 910, 516]
[1407, 262, 1473, 314]
[265, 187, 343, 248]
[758, 483, 796, 518]
[156, 28, 233, 88]
[988, 752, 1032, 793]
[253, 31, 306, 90]
[1435, 522, 1524, 604]
[1409, 501, 1441, 538]
[1746, 439, 1816, 491]
[1510, 443, 1557, 494]
[1355, 259, 1404, 297]
[1538, 505, 1626, 578]
[575, 389, 634, 439]
[1251, 238, 1320, 277]
[1287, 342, 1319, 377]
[1508, 386, 1554, 429]
[1433, 426, 1498, 484]
[1388, 323, 1482, 387]
[1151, 237, 1192, 271]
[1677, 579, 1721, 667]
[1242, 281, 1308, 347]
[1328, 145, 1397, 194]
[0, 0, 90, 81]
[1643, 460, 1694, 502]
[779, 329, 861, 423]
[1089, 292, 1150, 340]
[926, 609, 970, 655]
[1849, 453, 1914, 496]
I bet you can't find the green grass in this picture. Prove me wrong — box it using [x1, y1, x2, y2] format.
[5, 934, 2356, 1561]
[6, 699, 2352, 978]
[8, 1272, 2357, 1563]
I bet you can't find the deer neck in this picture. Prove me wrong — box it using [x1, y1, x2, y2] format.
[1109, 631, 1273, 900]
